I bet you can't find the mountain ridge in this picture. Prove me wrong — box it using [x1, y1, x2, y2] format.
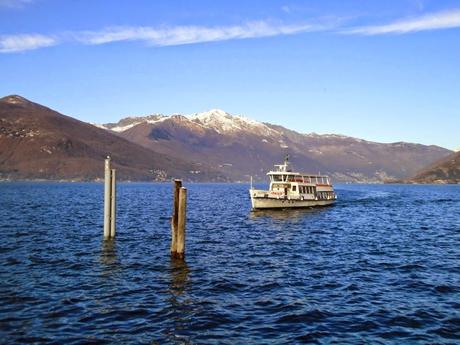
[0, 95, 453, 183]
[0, 95, 226, 181]
[400, 151, 460, 184]
[100, 109, 452, 182]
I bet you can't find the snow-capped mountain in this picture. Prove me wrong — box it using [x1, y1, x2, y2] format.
[189, 109, 277, 136]
[102, 109, 277, 136]
[4, 96, 450, 183]
[0, 96, 226, 181]
[100, 109, 452, 182]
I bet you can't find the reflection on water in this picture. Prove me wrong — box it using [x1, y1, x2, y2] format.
[169, 258, 190, 297]
[166, 258, 193, 343]
[99, 239, 120, 276]
[249, 206, 329, 220]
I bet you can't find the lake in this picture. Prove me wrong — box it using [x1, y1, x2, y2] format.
[0, 182, 459, 344]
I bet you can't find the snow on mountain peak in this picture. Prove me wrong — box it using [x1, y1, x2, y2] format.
[190, 109, 236, 132]
[107, 114, 167, 132]
[101, 108, 278, 136]
[191, 108, 231, 122]
[190, 109, 275, 135]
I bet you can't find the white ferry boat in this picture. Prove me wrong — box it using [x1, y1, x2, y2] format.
[249, 156, 337, 210]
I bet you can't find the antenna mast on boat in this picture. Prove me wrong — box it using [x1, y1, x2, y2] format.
[284, 153, 290, 172]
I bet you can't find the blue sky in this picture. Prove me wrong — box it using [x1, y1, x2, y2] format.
[1, 0, 459, 149]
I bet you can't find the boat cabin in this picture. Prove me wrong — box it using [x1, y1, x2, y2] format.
[265, 161, 335, 201]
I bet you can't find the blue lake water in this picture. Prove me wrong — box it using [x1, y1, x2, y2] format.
[0, 182, 459, 344]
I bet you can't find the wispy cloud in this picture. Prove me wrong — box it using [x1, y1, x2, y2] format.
[5, 8, 459, 54]
[0, 20, 337, 53]
[0, 33, 58, 53]
[345, 9, 460, 35]
[0, 0, 33, 8]
[76, 21, 331, 46]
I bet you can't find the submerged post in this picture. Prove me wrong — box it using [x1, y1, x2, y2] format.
[104, 156, 112, 239]
[176, 187, 187, 259]
[110, 168, 116, 238]
[171, 179, 182, 255]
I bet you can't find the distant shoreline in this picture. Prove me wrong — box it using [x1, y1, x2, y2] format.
[0, 179, 459, 185]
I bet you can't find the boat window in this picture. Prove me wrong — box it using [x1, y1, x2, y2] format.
[273, 175, 282, 182]
[292, 185, 297, 192]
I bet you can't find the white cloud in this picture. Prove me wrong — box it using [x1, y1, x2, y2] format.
[0, 20, 337, 53]
[76, 21, 329, 46]
[345, 9, 460, 35]
[0, 33, 57, 53]
[0, 0, 33, 8]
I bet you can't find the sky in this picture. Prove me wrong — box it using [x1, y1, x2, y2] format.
[0, 0, 459, 150]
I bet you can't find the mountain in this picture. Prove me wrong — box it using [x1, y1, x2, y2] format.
[404, 151, 460, 184]
[0, 95, 225, 181]
[101, 109, 453, 182]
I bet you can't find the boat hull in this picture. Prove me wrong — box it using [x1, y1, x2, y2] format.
[250, 195, 335, 210]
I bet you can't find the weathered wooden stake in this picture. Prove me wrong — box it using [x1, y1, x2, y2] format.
[104, 156, 112, 239]
[171, 179, 182, 255]
[176, 187, 187, 259]
[110, 168, 116, 238]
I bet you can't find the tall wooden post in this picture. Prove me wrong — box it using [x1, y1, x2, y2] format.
[104, 156, 111, 239]
[110, 168, 116, 238]
[104, 156, 116, 239]
[176, 187, 187, 259]
[171, 179, 182, 255]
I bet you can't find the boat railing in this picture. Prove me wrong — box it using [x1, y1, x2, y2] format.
[270, 174, 331, 185]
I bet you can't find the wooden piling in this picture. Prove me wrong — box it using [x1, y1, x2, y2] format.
[176, 187, 187, 259]
[171, 180, 182, 254]
[171, 180, 186, 259]
[110, 168, 116, 238]
[103, 156, 116, 239]
[103, 156, 111, 239]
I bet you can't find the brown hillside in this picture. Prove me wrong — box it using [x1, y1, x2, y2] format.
[0, 95, 225, 181]
[407, 151, 460, 184]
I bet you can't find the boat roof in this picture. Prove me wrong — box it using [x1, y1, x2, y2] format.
[267, 158, 330, 178]
[267, 171, 330, 178]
